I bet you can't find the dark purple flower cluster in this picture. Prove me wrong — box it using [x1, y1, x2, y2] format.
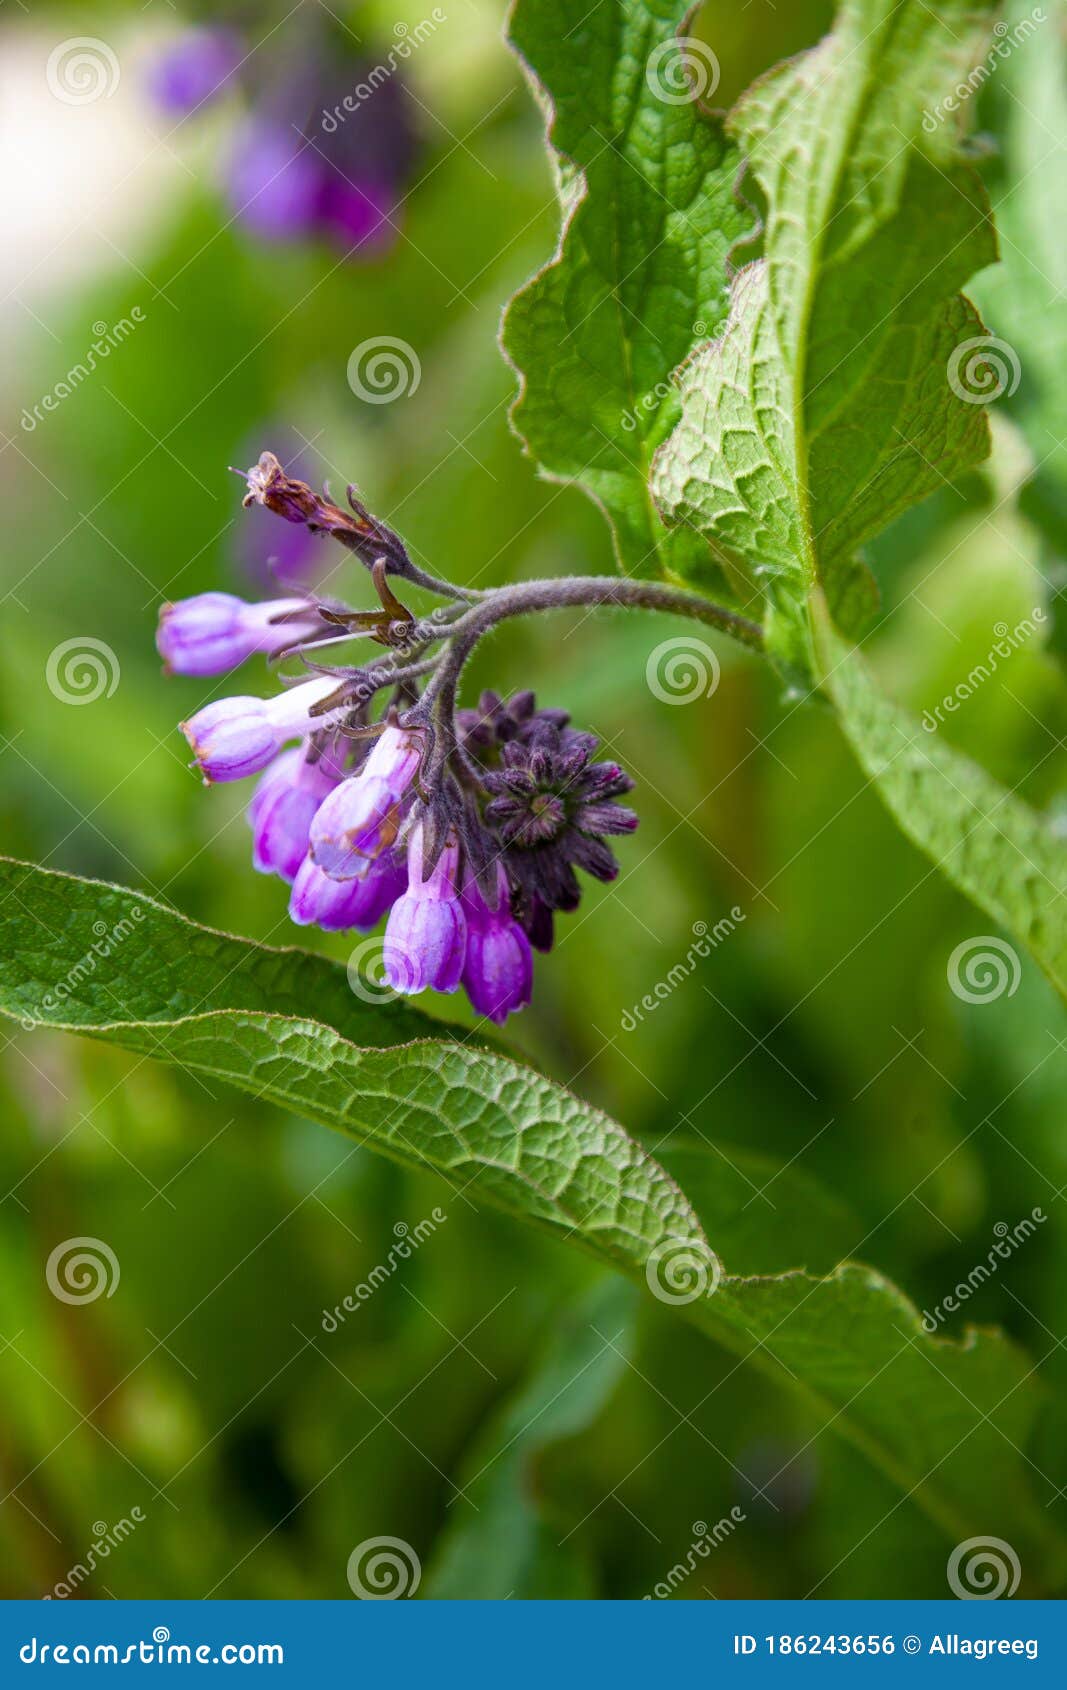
[148, 25, 417, 257]
[458, 693, 637, 953]
[158, 456, 640, 1025]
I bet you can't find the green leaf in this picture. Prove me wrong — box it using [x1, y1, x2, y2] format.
[502, 0, 750, 587]
[424, 1280, 636, 1598]
[969, 2, 1067, 558]
[0, 857, 1061, 1576]
[691, 1261, 1060, 1584]
[651, 0, 997, 675]
[811, 593, 1067, 999]
[0, 859, 700, 1274]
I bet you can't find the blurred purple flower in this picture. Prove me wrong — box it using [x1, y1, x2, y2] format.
[226, 119, 322, 241]
[148, 28, 243, 116]
[223, 50, 416, 258]
[146, 17, 420, 262]
[318, 176, 395, 253]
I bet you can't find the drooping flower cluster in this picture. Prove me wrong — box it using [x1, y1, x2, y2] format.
[158, 453, 640, 1024]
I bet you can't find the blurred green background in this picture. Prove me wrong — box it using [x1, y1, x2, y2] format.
[2, 0, 1066, 1599]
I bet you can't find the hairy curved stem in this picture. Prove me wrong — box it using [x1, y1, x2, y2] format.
[446, 575, 761, 653]
[418, 574, 763, 764]
[389, 560, 489, 603]
[355, 656, 442, 699]
[333, 533, 488, 604]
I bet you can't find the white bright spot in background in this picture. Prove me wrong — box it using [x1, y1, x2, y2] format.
[0, 24, 203, 321]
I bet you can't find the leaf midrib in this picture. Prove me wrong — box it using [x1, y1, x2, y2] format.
[768, 3, 912, 594]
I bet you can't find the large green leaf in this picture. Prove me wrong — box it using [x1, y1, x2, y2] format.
[812, 594, 1067, 999]
[651, 0, 997, 675]
[502, 0, 750, 588]
[0, 856, 1061, 1576]
[0, 859, 698, 1273]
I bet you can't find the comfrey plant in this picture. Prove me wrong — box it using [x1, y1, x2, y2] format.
[5, 0, 1065, 1593]
[159, 452, 761, 1023]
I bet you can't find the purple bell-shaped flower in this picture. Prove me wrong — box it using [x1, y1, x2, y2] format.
[182, 675, 340, 783]
[289, 851, 407, 932]
[157, 592, 320, 676]
[147, 28, 242, 116]
[383, 827, 466, 994]
[461, 868, 533, 1025]
[248, 742, 343, 882]
[310, 724, 424, 876]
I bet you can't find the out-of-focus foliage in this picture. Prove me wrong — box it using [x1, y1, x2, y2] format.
[1, 0, 1066, 1601]
[6, 858, 1058, 1576]
[970, 0, 1067, 655]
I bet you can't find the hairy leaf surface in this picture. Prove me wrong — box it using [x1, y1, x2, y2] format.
[651, 0, 997, 674]
[812, 596, 1067, 999]
[503, 0, 750, 586]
